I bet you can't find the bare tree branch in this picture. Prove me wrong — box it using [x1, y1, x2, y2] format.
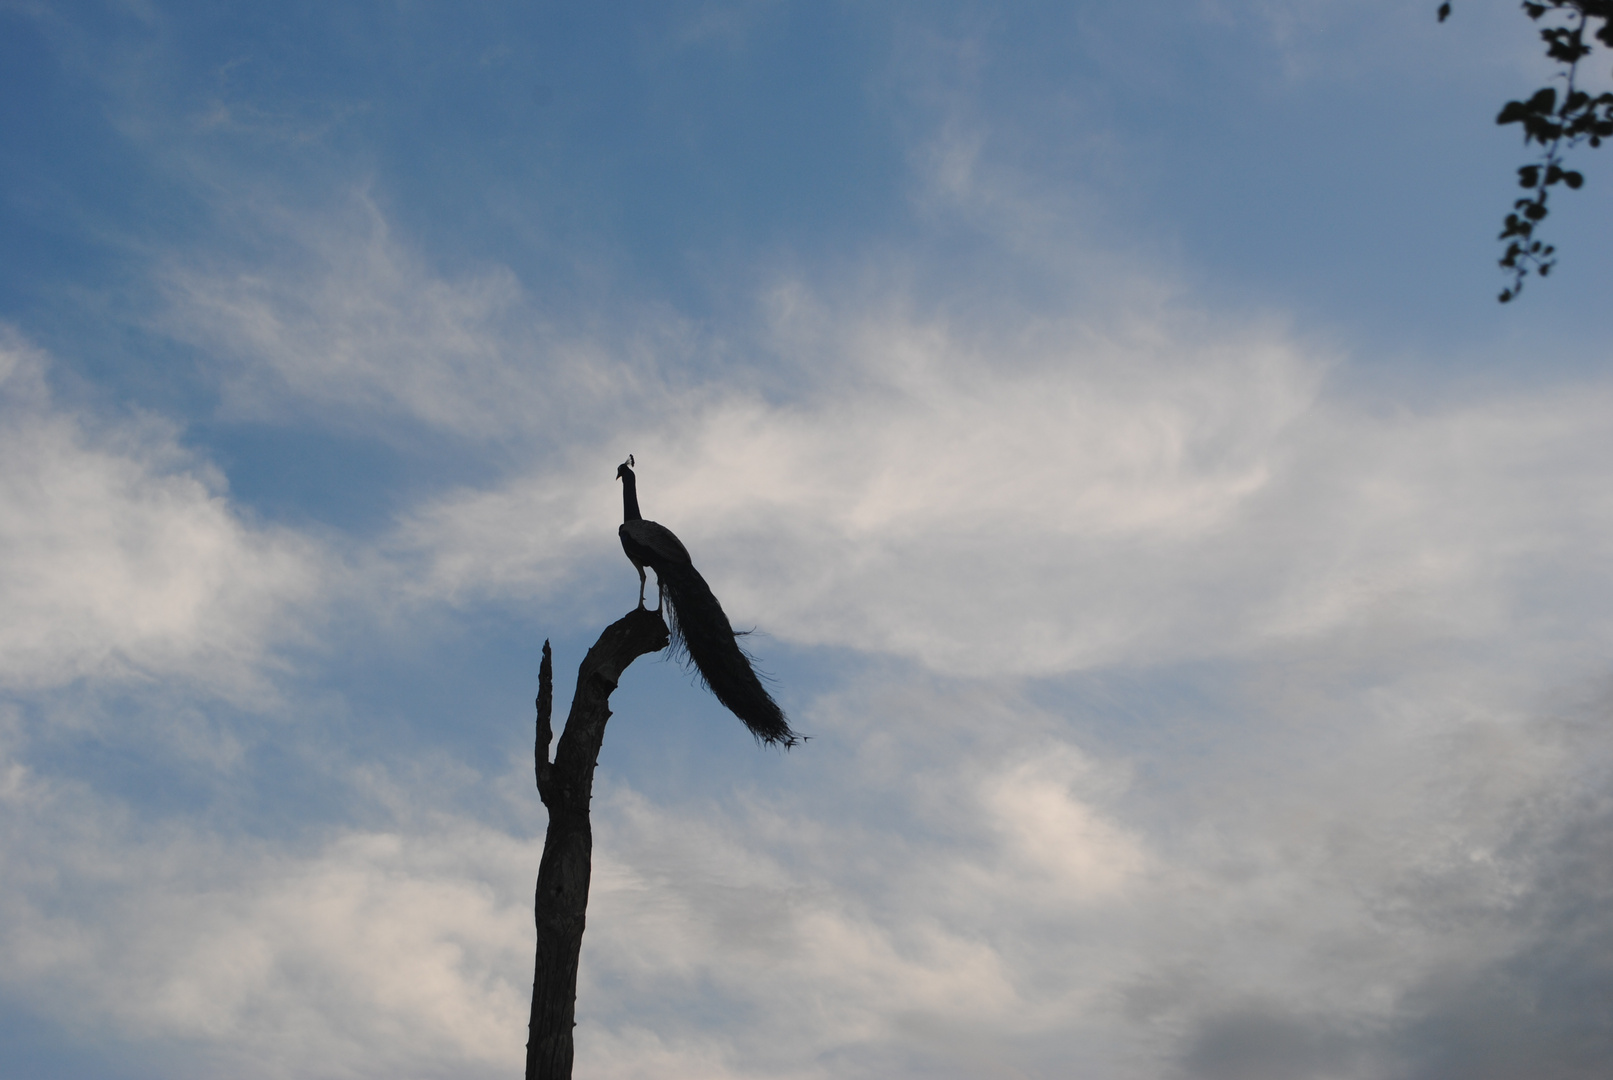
[526, 607, 670, 1080]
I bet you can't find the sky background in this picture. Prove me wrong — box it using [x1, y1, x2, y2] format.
[3, 2, 1613, 1078]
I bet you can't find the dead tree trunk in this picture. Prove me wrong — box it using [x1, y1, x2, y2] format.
[526, 607, 669, 1080]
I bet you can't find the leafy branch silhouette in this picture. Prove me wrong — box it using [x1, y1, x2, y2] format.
[1442, 2, 1613, 301]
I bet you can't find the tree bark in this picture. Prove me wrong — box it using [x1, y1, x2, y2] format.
[526, 607, 669, 1080]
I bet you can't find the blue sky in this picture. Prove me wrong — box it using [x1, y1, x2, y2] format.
[3, 2, 1613, 1078]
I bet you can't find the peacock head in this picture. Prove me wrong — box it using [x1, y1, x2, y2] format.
[616, 454, 635, 481]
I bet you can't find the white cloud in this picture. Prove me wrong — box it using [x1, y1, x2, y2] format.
[159, 199, 530, 433]
[5, 611, 1610, 1079]
[0, 751, 540, 1080]
[977, 744, 1148, 902]
[394, 289, 1613, 687]
[0, 329, 323, 697]
[520, 656, 1612, 1080]
[154, 194, 679, 447]
[111, 193, 1613, 1076]
[335, 263, 1613, 1075]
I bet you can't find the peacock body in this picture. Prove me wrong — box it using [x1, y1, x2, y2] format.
[616, 459, 796, 748]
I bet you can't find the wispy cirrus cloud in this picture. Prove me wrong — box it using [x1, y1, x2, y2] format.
[390, 277, 1613, 688]
[156, 198, 558, 440]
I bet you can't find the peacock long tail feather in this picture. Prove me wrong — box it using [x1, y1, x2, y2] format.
[656, 560, 796, 748]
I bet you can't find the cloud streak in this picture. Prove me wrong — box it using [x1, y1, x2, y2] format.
[394, 284, 1613, 689]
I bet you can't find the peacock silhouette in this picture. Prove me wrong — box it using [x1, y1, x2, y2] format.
[615, 456, 797, 747]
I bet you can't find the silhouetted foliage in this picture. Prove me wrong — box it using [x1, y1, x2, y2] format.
[1443, 3, 1613, 300]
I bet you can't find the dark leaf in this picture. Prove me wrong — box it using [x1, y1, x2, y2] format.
[1524, 116, 1564, 143]
[1564, 170, 1584, 188]
[1498, 100, 1532, 125]
[1438, 2, 1451, 21]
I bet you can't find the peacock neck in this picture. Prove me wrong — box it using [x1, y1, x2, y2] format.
[621, 470, 643, 522]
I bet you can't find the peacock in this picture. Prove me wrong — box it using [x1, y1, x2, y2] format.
[615, 456, 796, 747]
